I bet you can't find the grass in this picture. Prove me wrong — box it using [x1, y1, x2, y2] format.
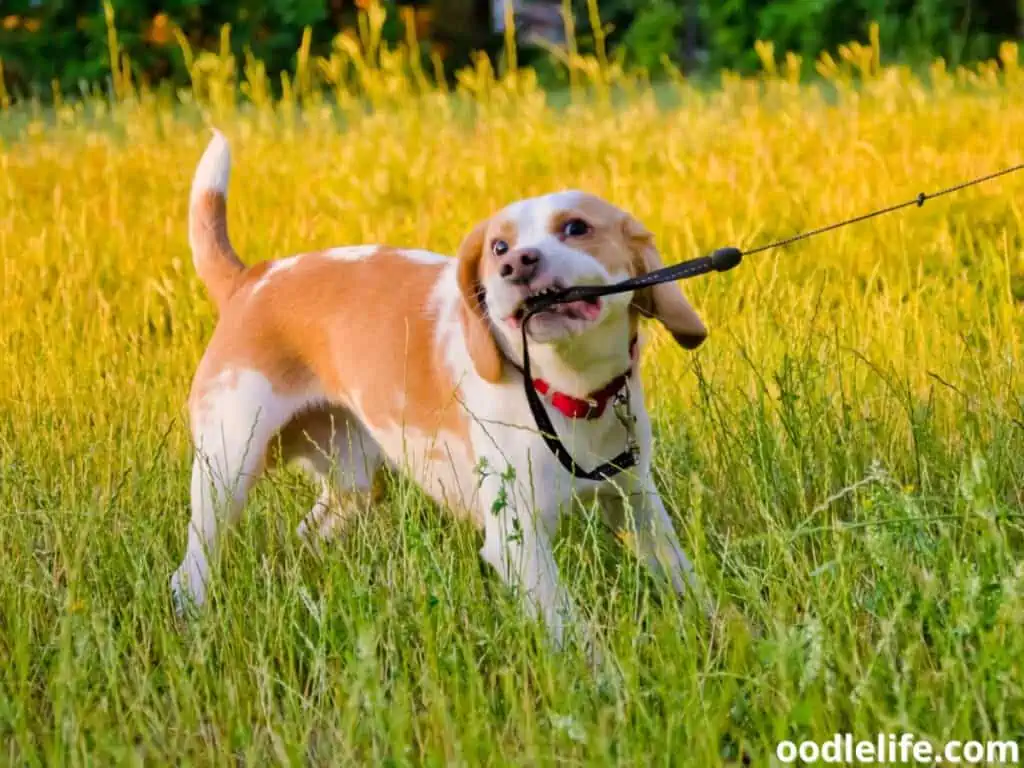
[2, 12, 1024, 766]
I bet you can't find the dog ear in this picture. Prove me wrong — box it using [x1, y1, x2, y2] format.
[625, 216, 708, 349]
[456, 218, 504, 382]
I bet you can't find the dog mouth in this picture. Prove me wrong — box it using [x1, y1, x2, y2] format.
[506, 280, 602, 329]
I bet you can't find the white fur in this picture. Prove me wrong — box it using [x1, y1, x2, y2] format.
[324, 245, 379, 261]
[249, 255, 300, 296]
[398, 248, 448, 265]
[323, 246, 446, 265]
[189, 130, 230, 202]
[172, 369, 322, 610]
[502, 190, 586, 236]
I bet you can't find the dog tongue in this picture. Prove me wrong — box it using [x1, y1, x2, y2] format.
[561, 299, 601, 321]
[509, 297, 601, 328]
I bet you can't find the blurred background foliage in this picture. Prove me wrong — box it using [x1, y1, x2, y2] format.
[0, 0, 1021, 100]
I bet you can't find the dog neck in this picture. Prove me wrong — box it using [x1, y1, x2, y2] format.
[503, 314, 636, 400]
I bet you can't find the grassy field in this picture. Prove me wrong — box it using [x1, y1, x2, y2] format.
[3, 20, 1024, 766]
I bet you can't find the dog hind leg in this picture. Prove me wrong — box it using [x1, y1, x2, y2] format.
[279, 407, 384, 545]
[171, 370, 309, 613]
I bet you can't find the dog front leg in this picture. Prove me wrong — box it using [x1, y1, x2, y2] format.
[477, 473, 600, 664]
[608, 480, 704, 606]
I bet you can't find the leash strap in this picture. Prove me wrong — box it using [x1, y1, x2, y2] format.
[524, 161, 1024, 316]
[515, 162, 1024, 479]
[514, 247, 742, 481]
[524, 247, 743, 315]
[517, 317, 637, 481]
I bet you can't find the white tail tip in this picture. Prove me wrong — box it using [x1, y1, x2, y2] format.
[190, 130, 231, 203]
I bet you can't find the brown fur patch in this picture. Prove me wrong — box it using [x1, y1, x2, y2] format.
[191, 190, 245, 309]
[191, 248, 471, 448]
[621, 215, 707, 348]
[456, 222, 504, 383]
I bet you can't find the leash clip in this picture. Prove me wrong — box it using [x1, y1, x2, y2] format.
[612, 386, 640, 463]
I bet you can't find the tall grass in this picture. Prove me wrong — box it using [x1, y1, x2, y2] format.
[2, 8, 1024, 765]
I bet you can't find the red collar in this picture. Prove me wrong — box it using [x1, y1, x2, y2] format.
[531, 337, 638, 420]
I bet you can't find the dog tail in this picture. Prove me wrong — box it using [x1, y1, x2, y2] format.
[189, 130, 244, 310]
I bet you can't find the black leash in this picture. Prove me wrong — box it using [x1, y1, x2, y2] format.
[517, 161, 1024, 480]
[516, 323, 640, 481]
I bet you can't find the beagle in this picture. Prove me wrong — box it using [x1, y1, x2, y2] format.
[171, 132, 709, 659]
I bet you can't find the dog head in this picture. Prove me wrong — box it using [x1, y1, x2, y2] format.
[456, 191, 707, 382]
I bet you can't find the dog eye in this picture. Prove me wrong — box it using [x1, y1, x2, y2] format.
[492, 239, 509, 256]
[562, 218, 590, 237]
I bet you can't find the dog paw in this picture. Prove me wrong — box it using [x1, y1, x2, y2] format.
[580, 626, 617, 678]
[170, 568, 204, 618]
[296, 509, 349, 551]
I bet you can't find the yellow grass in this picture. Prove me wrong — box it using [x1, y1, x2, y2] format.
[4, 32, 1022, 478]
[2, 11, 1024, 763]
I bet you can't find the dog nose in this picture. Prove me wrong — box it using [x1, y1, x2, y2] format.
[498, 248, 542, 285]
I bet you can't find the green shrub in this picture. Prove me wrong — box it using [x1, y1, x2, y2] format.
[695, 0, 1017, 74]
[0, 0, 1019, 100]
[573, 0, 1018, 75]
[618, 1, 686, 72]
